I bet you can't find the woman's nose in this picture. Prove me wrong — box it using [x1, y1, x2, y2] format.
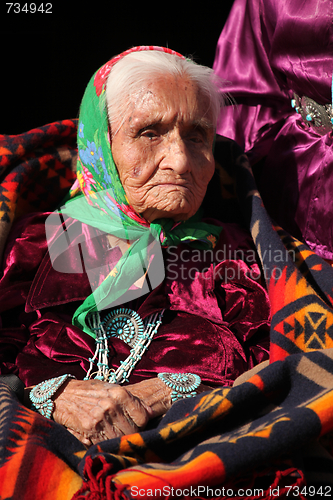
[161, 135, 192, 174]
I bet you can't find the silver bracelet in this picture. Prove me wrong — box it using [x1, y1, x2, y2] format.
[158, 372, 201, 402]
[29, 374, 75, 419]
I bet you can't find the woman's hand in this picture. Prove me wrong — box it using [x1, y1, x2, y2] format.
[52, 378, 163, 446]
[47, 376, 210, 446]
[51, 377, 175, 446]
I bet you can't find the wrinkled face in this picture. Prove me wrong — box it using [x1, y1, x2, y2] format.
[111, 75, 215, 222]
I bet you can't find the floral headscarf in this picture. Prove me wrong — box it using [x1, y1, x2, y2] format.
[61, 46, 222, 338]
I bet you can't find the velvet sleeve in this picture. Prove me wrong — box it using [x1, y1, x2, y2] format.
[0, 213, 52, 376]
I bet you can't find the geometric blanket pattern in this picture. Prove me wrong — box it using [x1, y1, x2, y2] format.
[0, 119, 77, 262]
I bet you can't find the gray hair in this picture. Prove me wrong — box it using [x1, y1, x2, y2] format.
[105, 50, 224, 135]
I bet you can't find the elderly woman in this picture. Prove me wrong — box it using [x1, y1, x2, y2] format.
[0, 46, 270, 446]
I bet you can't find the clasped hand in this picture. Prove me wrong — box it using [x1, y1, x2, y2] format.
[52, 378, 173, 446]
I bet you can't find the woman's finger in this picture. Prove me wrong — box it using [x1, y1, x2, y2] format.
[96, 386, 151, 436]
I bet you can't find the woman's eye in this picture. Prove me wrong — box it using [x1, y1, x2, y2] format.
[188, 135, 204, 144]
[141, 130, 158, 140]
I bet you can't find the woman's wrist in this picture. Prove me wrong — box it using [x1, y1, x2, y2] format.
[127, 378, 173, 416]
[157, 372, 201, 403]
[28, 374, 76, 419]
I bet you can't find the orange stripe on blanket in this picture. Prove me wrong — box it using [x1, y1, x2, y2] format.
[0, 437, 82, 500]
[113, 451, 226, 496]
[0, 460, 19, 498]
[247, 373, 265, 391]
[28, 446, 82, 500]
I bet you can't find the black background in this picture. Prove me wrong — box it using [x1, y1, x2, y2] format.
[1, 2, 234, 134]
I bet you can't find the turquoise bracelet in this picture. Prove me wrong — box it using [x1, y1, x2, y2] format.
[158, 372, 201, 403]
[29, 374, 75, 419]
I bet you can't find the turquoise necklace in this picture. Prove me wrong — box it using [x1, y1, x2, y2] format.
[85, 307, 164, 383]
[30, 306, 202, 419]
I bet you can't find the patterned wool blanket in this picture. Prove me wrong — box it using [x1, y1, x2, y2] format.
[1, 122, 333, 499]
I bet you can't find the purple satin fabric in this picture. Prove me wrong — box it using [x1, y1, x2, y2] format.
[213, 0, 333, 259]
[0, 212, 270, 387]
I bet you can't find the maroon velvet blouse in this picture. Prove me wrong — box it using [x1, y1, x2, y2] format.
[0, 212, 270, 387]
